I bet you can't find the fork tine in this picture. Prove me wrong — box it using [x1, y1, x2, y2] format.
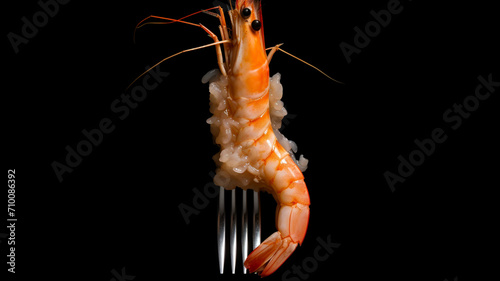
[241, 190, 248, 274]
[219, 188, 262, 275]
[230, 189, 237, 274]
[217, 186, 225, 274]
[253, 190, 261, 250]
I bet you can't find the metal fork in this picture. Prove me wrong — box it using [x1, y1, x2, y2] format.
[217, 188, 261, 274]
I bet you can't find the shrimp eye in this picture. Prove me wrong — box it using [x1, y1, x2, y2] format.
[241, 7, 251, 19]
[251, 20, 262, 31]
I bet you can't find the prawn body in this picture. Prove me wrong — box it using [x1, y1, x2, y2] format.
[129, 0, 338, 275]
[205, 0, 310, 276]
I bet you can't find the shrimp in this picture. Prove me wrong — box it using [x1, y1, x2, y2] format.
[131, 0, 325, 277]
[203, 0, 310, 277]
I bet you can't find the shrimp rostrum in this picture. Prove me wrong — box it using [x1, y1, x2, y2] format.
[135, 0, 312, 277]
[203, 0, 310, 277]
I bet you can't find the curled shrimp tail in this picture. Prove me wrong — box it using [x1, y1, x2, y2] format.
[244, 202, 310, 277]
[244, 232, 298, 277]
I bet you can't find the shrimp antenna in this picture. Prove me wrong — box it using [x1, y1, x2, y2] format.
[266, 45, 344, 84]
[126, 40, 230, 91]
[133, 7, 221, 43]
[130, 6, 232, 90]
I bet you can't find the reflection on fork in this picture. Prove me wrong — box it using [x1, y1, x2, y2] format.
[217, 188, 261, 274]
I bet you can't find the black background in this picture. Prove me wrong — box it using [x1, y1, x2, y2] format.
[3, 1, 498, 281]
